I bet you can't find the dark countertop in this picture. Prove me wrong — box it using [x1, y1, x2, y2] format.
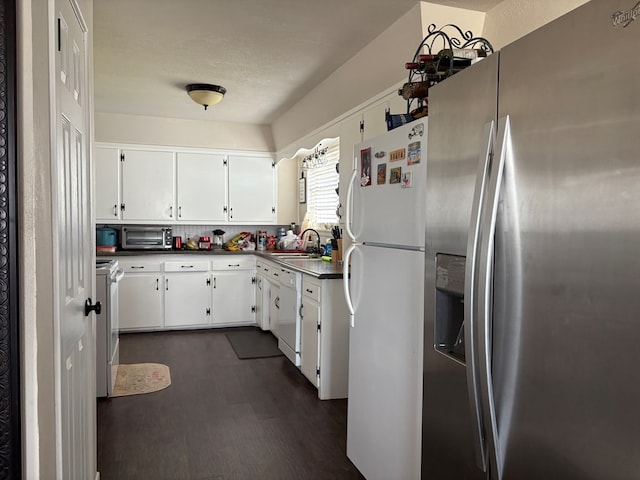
[263, 257, 345, 280]
[98, 249, 254, 256]
[98, 249, 344, 279]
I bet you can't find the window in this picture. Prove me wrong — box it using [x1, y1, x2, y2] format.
[302, 139, 339, 228]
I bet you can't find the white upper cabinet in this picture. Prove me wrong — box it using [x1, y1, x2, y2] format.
[176, 152, 227, 222]
[95, 146, 121, 221]
[121, 149, 175, 222]
[94, 144, 276, 225]
[228, 155, 276, 223]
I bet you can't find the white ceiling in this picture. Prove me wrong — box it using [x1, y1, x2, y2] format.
[94, 0, 502, 125]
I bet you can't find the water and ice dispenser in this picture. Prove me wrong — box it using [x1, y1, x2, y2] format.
[434, 254, 467, 364]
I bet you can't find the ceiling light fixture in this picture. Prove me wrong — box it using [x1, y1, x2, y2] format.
[186, 83, 226, 110]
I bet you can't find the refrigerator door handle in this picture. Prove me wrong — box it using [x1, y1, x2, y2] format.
[464, 119, 495, 473]
[344, 162, 358, 242]
[478, 115, 511, 480]
[343, 243, 357, 327]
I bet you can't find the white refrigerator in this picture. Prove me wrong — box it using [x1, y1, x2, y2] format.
[343, 119, 427, 480]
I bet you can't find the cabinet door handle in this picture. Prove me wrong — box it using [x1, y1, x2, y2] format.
[306, 288, 313, 294]
[299, 304, 304, 319]
[230, 207, 233, 219]
[131, 266, 145, 269]
[181, 265, 194, 269]
[213, 277, 217, 289]
[228, 264, 240, 268]
[113, 204, 118, 217]
[178, 206, 182, 218]
[165, 278, 169, 291]
[169, 205, 173, 218]
[275, 296, 279, 309]
[156, 278, 159, 291]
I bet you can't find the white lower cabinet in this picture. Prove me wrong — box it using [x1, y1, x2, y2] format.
[164, 273, 211, 327]
[117, 255, 257, 331]
[210, 256, 256, 326]
[211, 271, 255, 325]
[301, 288, 320, 387]
[118, 259, 164, 331]
[300, 274, 350, 400]
[256, 260, 271, 330]
[263, 260, 282, 337]
[164, 260, 212, 328]
[269, 280, 280, 338]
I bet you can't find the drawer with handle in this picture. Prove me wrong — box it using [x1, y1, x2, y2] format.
[302, 276, 321, 302]
[118, 259, 163, 272]
[164, 260, 210, 272]
[210, 256, 255, 271]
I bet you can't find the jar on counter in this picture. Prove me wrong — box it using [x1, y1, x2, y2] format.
[266, 236, 277, 250]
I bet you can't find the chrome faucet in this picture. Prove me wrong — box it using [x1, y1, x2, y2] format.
[301, 228, 321, 254]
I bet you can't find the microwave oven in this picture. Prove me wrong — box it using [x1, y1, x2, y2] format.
[121, 226, 172, 250]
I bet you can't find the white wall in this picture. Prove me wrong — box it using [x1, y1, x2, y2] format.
[95, 112, 275, 152]
[271, 3, 424, 152]
[482, 0, 590, 50]
[19, 0, 55, 477]
[271, 2, 487, 152]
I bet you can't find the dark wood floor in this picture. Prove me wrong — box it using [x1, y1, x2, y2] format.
[97, 328, 364, 480]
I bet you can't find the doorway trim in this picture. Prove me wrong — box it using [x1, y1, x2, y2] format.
[0, 0, 22, 477]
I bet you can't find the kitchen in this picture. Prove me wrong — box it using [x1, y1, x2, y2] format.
[16, 0, 640, 479]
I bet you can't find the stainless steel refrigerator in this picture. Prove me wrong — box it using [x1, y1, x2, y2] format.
[344, 119, 427, 480]
[423, 1, 640, 479]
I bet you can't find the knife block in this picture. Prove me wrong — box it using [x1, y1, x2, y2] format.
[332, 239, 342, 263]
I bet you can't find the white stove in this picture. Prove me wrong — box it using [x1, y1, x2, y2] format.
[96, 259, 124, 397]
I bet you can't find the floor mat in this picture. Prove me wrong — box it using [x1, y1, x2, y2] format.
[111, 363, 171, 397]
[225, 328, 283, 359]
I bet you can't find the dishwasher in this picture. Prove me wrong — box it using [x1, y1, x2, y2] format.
[277, 266, 302, 367]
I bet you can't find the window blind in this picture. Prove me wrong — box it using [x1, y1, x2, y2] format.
[306, 142, 339, 226]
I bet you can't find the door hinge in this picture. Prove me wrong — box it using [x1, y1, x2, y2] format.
[271, 206, 276, 214]
[120, 153, 125, 162]
[223, 206, 228, 213]
[206, 278, 211, 286]
[359, 120, 364, 133]
[316, 367, 320, 376]
[251, 277, 256, 285]
[272, 160, 276, 168]
[251, 305, 256, 313]
[206, 308, 211, 316]
[317, 323, 321, 332]
[120, 203, 125, 212]
[223, 157, 228, 166]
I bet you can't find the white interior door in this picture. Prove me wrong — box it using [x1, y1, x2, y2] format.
[55, 0, 95, 478]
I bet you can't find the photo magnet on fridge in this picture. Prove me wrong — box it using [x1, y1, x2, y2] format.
[360, 147, 372, 187]
[390, 167, 402, 184]
[377, 163, 387, 185]
[401, 171, 413, 188]
[408, 141, 421, 165]
[390, 148, 406, 162]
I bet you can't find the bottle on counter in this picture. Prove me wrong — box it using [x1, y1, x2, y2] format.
[256, 230, 267, 251]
